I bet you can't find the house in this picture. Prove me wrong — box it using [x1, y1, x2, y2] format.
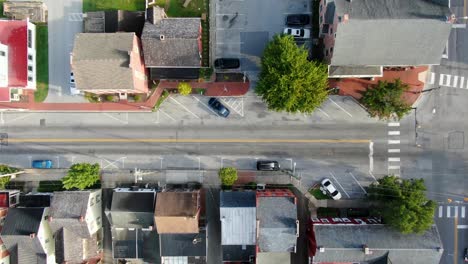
[312, 224, 444, 264]
[142, 6, 202, 80]
[48, 190, 102, 264]
[71, 32, 148, 95]
[155, 190, 205, 263]
[0, 190, 20, 208]
[83, 10, 145, 36]
[0, 207, 56, 263]
[319, 0, 452, 78]
[256, 189, 298, 264]
[220, 191, 256, 263]
[105, 187, 159, 262]
[0, 19, 36, 102]
[3, 0, 48, 23]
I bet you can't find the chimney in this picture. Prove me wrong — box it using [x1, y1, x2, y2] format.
[79, 216, 85, 222]
[318, 246, 325, 252]
[363, 245, 371, 255]
[160, 35, 165, 41]
[29, 233, 36, 239]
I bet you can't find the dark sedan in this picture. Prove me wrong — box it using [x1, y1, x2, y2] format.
[214, 58, 240, 69]
[208, 98, 230, 117]
[286, 14, 311, 26]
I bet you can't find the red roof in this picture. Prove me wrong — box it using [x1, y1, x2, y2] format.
[0, 89, 9, 102]
[0, 193, 9, 208]
[0, 20, 28, 88]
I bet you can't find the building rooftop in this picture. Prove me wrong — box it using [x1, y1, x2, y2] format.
[83, 10, 145, 36]
[159, 230, 206, 257]
[0, 20, 28, 88]
[222, 245, 256, 262]
[112, 228, 160, 262]
[1, 207, 43, 236]
[313, 224, 443, 264]
[106, 191, 156, 228]
[155, 191, 200, 234]
[3, 1, 47, 23]
[220, 191, 256, 245]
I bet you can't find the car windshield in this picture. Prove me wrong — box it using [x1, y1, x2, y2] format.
[331, 190, 339, 196]
[323, 181, 331, 187]
[299, 29, 304, 36]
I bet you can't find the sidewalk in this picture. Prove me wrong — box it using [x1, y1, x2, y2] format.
[158, 80, 250, 97]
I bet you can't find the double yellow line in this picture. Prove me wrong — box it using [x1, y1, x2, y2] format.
[8, 138, 370, 143]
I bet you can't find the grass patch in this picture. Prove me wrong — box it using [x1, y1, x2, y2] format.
[83, 0, 146, 12]
[0, 0, 5, 18]
[38, 181, 64, 192]
[309, 187, 329, 200]
[317, 207, 340, 217]
[153, 0, 166, 7]
[165, 0, 206, 17]
[153, 90, 169, 111]
[35, 24, 48, 102]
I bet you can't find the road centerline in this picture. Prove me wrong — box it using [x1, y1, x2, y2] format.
[8, 138, 371, 143]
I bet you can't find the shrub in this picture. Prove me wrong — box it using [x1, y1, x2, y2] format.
[134, 94, 142, 102]
[105, 95, 115, 102]
[218, 167, 238, 186]
[178, 82, 192, 96]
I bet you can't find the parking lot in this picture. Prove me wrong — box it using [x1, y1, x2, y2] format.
[213, 0, 312, 74]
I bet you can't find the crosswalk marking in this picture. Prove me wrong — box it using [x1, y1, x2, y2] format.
[455, 206, 459, 218]
[439, 74, 445, 85]
[388, 157, 400, 162]
[462, 206, 466, 218]
[460, 77, 465, 88]
[388, 140, 400, 144]
[453, 76, 458, 87]
[437, 205, 467, 218]
[447, 206, 451, 217]
[388, 122, 400, 127]
[388, 165, 400, 170]
[388, 131, 400, 135]
[439, 206, 443, 218]
[429, 72, 435, 84]
[388, 149, 400, 153]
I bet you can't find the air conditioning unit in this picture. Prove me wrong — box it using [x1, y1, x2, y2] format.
[318, 246, 325, 253]
[257, 184, 266, 190]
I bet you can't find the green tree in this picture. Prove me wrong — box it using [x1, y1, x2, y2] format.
[0, 177, 11, 189]
[62, 163, 100, 190]
[360, 79, 412, 120]
[256, 34, 329, 113]
[0, 164, 19, 175]
[178, 82, 192, 96]
[218, 167, 238, 186]
[368, 175, 436, 234]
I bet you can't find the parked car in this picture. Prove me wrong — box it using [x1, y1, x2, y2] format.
[214, 58, 240, 69]
[70, 72, 80, 95]
[208, 98, 230, 117]
[32, 160, 53, 169]
[283, 28, 310, 39]
[320, 178, 342, 200]
[286, 14, 310, 26]
[257, 160, 280, 171]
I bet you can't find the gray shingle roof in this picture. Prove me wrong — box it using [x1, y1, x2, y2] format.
[328, 65, 382, 77]
[257, 197, 297, 252]
[1, 207, 43, 236]
[220, 192, 256, 246]
[313, 225, 443, 264]
[72, 33, 135, 90]
[55, 228, 99, 263]
[159, 231, 206, 257]
[328, 0, 452, 66]
[111, 228, 160, 262]
[142, 18, 201, 67]
[220, 191, 256, 207]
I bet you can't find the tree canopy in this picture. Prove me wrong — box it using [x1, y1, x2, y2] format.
[0, 164, 18, 175]
[256, 34, 329, 113]
[178, 82, 192, 96]
[62, 163, 100, 190]
[360, 78, 412, 120]
[218, 167, 238, 186]
[367, 175, 436, 234]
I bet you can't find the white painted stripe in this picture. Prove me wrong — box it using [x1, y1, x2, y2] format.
[388, 165, 400, 170]
[466, 78, 468, 89]
[388, 149, 400, 153]
[453, 76, 459, 87]
[455, 206, 459, 218]
[329, 172, 350, 198]
[439, 74, 445, 85]
[462, 206, 466, 218]
[429, 72, 435, 84]
[445, 74, 452, 86]
[388, 122, 400, 127]
[349, 172, 367, 194]
[328, 98, 353, 117]
[388, 131, 400, 136]
[460, 77, 465, 88]
[438, 206, 443, 218]
[388, 157, 400, 162]
[447, 206, 451, 218]
[169, 97, 200, 119]
[458, 225, 468, 229]
[388, 140, 401, 144]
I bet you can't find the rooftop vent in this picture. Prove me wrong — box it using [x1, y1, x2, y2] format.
[363, 245, 371, 255]
[160, 35, 165, 41]
[318, 246, 325, 253]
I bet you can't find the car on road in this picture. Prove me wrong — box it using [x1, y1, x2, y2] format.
[283, 27, 310, 39]
[257, 160, 280, 171]
[214, 58, 240, 69]
[320, 178, 342, 200]
[32, 160, 53, 169]
[70, 72, 80, 95]
[286, 14, 310, 26]
[208, 98, 230, 117]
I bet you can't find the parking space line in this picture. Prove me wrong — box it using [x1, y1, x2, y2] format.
[102, 113, 128, 124]
[388, 140, 400, 144]
[158, 109, 176, 121]
[328, 98, 353, 117]
[317, 107, 330, 118]
[388, 149, 400, 153]
[329, 171, 350, 198]
[388, 131, 400, 135]
[1, 113, 36, 124]
[192, 96, 220, 116]
[170, 97, 200, 119]
[349, 172, 367, 194]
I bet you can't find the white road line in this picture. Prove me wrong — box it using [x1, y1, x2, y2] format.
[438, 206, 443, 218]
[388, 165, 400, 170]
[317, 107, 330, 118]
[429, 72, 435, 84]
[462, 206, 466, 218]
[388, 122, 400, 127]
[388, 149, 400, 153]
[445, 74, 452, 86]
[460, 77, 465, 88]
[388, 140, 401, 144]
[454, 206, 459, 218]
[2, 113, 36, 124]
[192, 96, 219, 116]
[0, 112, 3, 125]
[453, 76, 459, 87]
[439, 74, 445, 85]
[458, 225, 468, 229]
[349, 172, 367, 194]
[388, 157, 400, 162]
[102, 113, 128, 124]
[369, 141, 374, 174]
[158, 109, 176, 121]
[447, 206, 451, 218]
[388, 131, 400, 136]
[329, 172, 350, 198]
[170, 97, 200, 119]
[328, 98, 353, 117]
[466, 78, 468, 89]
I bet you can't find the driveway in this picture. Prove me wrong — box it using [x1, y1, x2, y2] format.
[213, 0, 312, 78]
[42, 0, 87, 102]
